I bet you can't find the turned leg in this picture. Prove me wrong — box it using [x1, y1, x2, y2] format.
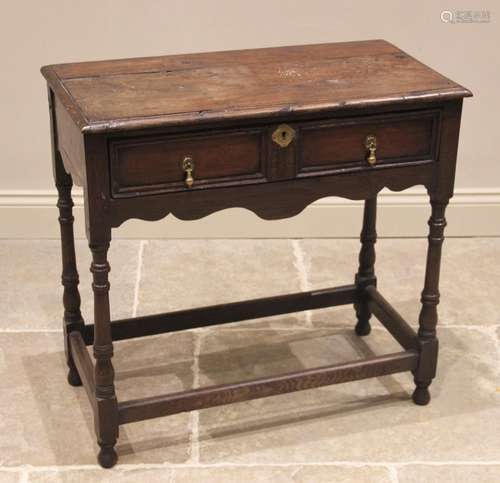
[354, 197, 377, 336]
[55, 160, 85, 387]
[90, 242, 119, 468]
[412, 198, 448, 405]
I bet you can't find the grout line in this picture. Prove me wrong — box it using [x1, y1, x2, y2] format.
[490, 326, 500, 374]
[213, 325, 356, 332]
[12, 461, 500, 472]
[188, 332, 202, 464]
[19, 467, 29, 483]
[388, 461, 500, 467]
[132, 240, 146, 318]
[439, 324, 500, 330]
[439, 325, 500, 366]
[442, 325, 499, 337]
[388, 465, 400, 483]
[1, 324, 500, 335]
[0, 328, 62, 333]
[210, 327, 330, 332]
[291, 240, 313, 327]
[291, 240, 310, 292]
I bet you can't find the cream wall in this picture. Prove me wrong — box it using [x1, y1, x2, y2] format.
[1, 1, 498, 237]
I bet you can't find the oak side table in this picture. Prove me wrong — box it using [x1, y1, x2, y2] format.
[41, 40, 471, 468]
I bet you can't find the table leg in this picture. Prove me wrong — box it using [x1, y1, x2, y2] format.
[90, 242, 119, 468]
[413, 198, 448, 405]
[354, 197, 377, 336]
[55, 161, 85, 387]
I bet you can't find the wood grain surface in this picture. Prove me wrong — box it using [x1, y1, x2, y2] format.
[41, 40, 471, 133]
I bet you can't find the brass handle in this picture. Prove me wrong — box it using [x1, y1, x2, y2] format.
[365, 135, 377, 166]
[182, 156, 194, 188]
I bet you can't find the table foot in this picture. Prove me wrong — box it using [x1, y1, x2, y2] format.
[412, 383, 431, 406]
[98, 444, 118, 469]
[354, 320, 371, 336]
[67, 367, 82, 387]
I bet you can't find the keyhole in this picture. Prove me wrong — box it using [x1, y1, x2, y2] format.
[272, 124, 295, 147]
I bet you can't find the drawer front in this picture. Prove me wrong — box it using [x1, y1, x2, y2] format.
[109, 110, 440, 199]
[298, 110, 440, 175]
[110, 128, 266, 197]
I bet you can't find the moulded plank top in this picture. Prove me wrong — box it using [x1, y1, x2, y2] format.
[41, 40, 471, 133]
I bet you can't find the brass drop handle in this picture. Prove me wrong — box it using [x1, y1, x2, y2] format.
[365, 134, 377, 166]
[182, 156, 194, 188]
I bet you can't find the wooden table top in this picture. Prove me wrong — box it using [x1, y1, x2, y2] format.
[41, 40, 471, 133]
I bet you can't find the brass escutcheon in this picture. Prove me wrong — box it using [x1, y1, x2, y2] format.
[181, 156, 194, 188]
[364, 134, 377, 166]
[272, 124, 296, 148]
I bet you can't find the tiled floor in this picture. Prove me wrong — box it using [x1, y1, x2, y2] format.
[1, 238, 499, 482]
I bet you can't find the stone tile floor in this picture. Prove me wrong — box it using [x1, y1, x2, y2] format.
[0, 238, 499, 482]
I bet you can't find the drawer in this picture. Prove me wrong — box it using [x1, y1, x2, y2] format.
[110, 128, 266, 197]
[298, 110, 440, 175]
[109, 110, 440, 199]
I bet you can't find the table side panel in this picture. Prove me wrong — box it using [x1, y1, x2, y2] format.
[53, 92, 87, 187]
[429, 100, 464, 200]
